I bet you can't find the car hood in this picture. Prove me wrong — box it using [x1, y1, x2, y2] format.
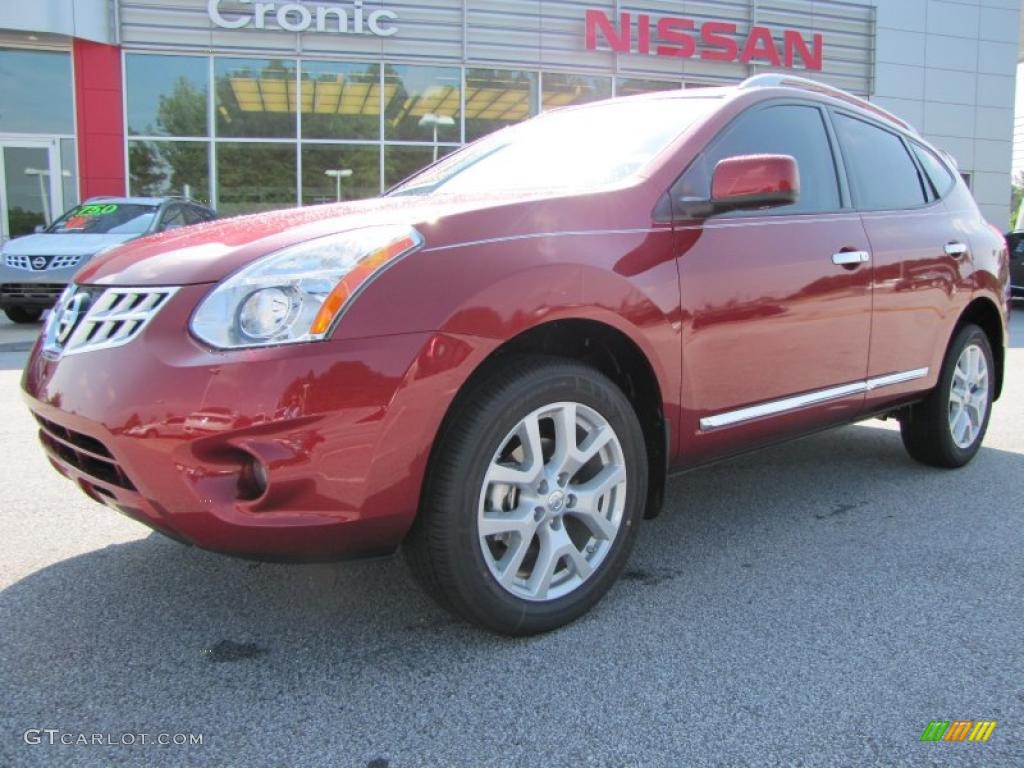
[75, 189, 634, 287]
[3, 232, 140, 257]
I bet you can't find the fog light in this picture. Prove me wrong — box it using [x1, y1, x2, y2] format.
[238, 456, 269, 500]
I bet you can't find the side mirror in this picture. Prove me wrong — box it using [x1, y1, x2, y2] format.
[711, 154, 800, 214]
[34, 225, 45, 234]
[678, 154, 800, 219]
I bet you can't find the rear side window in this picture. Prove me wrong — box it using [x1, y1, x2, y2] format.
[833, 114, 927, 210]
[184, 206, 210, 225]
[674, 104, 841, 215]
[911, 143, 956, 199]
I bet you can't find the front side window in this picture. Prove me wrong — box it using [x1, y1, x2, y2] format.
[48, 204, 158, 235]
[674, 105, 841, 215]
[389, 97, 717, 197]
[833, 114, 927, 210]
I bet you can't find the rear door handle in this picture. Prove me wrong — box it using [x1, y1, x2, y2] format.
[832, 251, 871, 266]
[945, 242, 969, 257]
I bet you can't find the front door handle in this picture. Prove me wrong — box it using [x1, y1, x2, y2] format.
[832, 250, 871, 266]
[945, 242, 969, 257]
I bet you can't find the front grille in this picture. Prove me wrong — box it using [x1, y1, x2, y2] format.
[49, 254, 82, 270]
[42, 285, 178, 357]
[1, 283, 65, 301]
[5, 254, 82, 271]
[35, 414, 135, 490]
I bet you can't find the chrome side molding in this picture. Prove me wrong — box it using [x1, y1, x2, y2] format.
[699, 368, 930, 431]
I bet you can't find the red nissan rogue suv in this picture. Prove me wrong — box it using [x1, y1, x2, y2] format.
[23, 75, 1009, 635]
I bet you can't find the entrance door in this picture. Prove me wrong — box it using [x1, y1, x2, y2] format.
[0, 139, 63, 244]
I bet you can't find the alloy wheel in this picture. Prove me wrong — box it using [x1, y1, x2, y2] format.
[948, 343, 990, 449]
[476, 402, 627, 602]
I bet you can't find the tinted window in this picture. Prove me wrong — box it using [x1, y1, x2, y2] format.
[834, 114, 926, 210]
[160, 205, 187, 231]
[674, 105, 841, 215]
[911, 143, 956, 199]
[184, 205, 211, 224]
[48, 203, 158, 235]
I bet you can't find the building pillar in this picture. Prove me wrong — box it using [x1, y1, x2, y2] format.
[72, 40, 125, 199]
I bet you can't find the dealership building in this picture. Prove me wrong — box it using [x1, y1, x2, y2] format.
[0, 0, 1020, 239]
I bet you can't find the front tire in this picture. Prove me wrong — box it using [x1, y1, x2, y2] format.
[404, 355, 648, 636]
[4, 307, 43, 324]
[900, 323, 994, 468]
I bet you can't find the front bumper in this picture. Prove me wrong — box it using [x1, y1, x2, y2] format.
[0, 263, 80, 309]
[22, 283, 495, 560]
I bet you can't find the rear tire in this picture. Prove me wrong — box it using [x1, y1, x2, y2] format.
[4, 307, 43, 324]
[900, 323, 994, 468]
[404, 355, 648, 636]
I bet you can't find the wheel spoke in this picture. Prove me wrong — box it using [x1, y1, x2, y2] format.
[496, 532, 535, 586]
[548, 403, 577, 473]
[523, 414, 546, 473]
[971, 347, 984, 380]
[570, 465, 626, 540]
[574, 425, 614, 472]
[487, 463, 534, 487]
[479, 508, 536, 538]
[526, 530, 560, 599]
[954, 409, 972, 446]
[566, 546, 593, 580]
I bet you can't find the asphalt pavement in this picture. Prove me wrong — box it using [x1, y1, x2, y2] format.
[1, 311, 1022, 767]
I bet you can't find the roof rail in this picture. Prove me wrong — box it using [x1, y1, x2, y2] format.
[739, 73, 916, 134]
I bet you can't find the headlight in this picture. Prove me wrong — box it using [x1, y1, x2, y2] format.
[190, 225, 422, 349]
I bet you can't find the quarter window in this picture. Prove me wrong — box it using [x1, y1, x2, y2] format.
[833, 114, 927, 210]
[674, 105, 841, 215]
[911, 143, 956, 199]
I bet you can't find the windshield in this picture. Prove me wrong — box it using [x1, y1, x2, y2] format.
[389, 97, 719, 197]
[47, 203, 158, 235]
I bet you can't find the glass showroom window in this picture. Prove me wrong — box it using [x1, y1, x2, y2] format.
[128, 140, 211, 203]
[301, 61, 382, 141]
[384, 145, 455, 190]
[60, 138, 78, 206]
[0, 48, 74, 134]
[126, 54, 209, 137]
[302, 144, 380, 205]
[216, 58, 298, 139]
[464, 69, 538, 142]
[616, 78, 681, 97]
[384, 65, 462, 143]
[541, 73, 612, 111]
[217, 143, 297, 216]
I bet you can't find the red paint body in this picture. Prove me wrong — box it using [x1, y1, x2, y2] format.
[22, 84, 1009, 560]
[73, 40, 126, 199]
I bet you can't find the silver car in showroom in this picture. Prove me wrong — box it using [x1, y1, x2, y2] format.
[0, 196, 216, 323]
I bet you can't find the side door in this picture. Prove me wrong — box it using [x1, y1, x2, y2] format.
[672, 102, 874, 466]
[830, 113, 971, 411]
